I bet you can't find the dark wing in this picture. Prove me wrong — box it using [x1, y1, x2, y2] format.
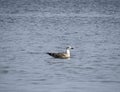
[47, 52, 67, 58]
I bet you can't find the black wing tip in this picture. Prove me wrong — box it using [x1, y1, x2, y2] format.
[46, 52, 52, 55]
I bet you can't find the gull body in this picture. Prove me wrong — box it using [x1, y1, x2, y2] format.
[47, 46, 73, 59]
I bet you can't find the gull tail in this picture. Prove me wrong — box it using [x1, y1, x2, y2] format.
[46, 52, 54, 56]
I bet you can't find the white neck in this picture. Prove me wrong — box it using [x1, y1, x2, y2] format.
[66, 49, 70, 56]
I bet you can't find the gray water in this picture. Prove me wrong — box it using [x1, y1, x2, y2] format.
[0, 0, 120, 92]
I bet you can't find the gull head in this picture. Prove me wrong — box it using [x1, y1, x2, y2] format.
[66, 46, 74, 50]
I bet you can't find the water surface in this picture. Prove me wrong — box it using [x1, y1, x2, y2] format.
[0, 0, 120, 92]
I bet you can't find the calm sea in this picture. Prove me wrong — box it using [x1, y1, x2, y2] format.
[0, 0, 120, 92]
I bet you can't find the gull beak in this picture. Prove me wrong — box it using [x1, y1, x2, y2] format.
[71, 48, 74, 49]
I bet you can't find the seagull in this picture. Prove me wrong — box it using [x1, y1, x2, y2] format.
[47, 46, 73, 59]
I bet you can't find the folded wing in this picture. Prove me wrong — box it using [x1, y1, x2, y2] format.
[47, 52, 69, 59]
